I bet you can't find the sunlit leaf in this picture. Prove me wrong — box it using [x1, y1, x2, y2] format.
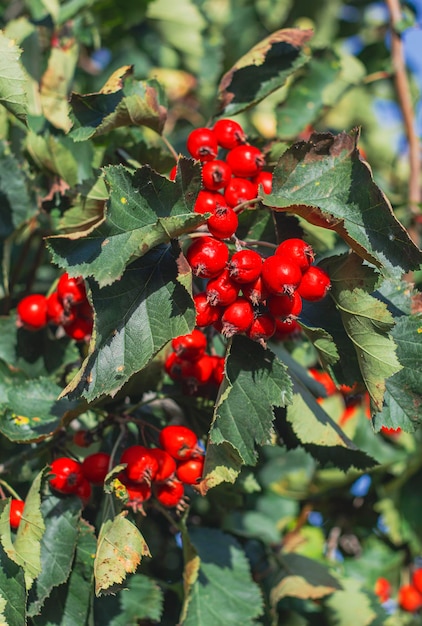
[0, 32, 28, 122]
[40, 39, 79, 131]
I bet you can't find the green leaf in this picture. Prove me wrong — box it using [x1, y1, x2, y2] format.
[30, 519, 97, 626]
[180, 527, 263, 626]
[0, 470, 45, 588]
[324, 254, 402, 411]
[270, 553, 341, 606]
[373, 315, 422, 432]
[0, 542, 26, 626]
[0, 140, 34, 241]
[70, 66, 167, 141]
[201, 335, 293, 492]
[62, 244, 195, 401]
[217, 28, 313, 117]
[0, 32, 28, 123]
[47, 161, 203, 287]
[27, 493, 82, 617]
[94, 574, 164, 626]
[0, 377, 79, 442]
[263, 130, 422, 276]
[94, 512, 150, 596]
[324, 577, 387, 626]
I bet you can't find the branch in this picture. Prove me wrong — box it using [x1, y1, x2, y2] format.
[385, 0, 421, 215]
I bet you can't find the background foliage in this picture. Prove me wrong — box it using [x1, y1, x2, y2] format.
[0, 0, 421, 624]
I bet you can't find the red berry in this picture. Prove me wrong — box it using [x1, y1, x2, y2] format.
[180, 354, 215, 389]
[267, 291, 302, 321]
[121, 446, 159, 483]
[273, 318, 301, 340]
[206, 269, 240, 307]
[194, 190, 225, 215]
[63, 315, 93, 342]
[74, 477, 92, 506]
[275, 238, 314, 273]
[241, 275, 269, 305]
[164, 351, 184, 380]
[46, 291, 65, 326]
[253, 170, 273, 194]
[171, 329, 207, 361]
[398, 584, 422, 612]
[261, 255, 302, 296]
[49, 457, 84, 494]
[193, 292, 223, 328]
[186, 236, 229, 278]
[221, 297, 254, 337]
[159, 425, 198, 461]
[121, 476, 152, 505]
[169, 165, 177, 180]
[374, 577, 391, 603]
[57, 273, 87, 307]
[224, 177, 257, 208]
[228, 249, 263, 284]
[201, 160, 232, 190]
[207, 205, 238, 240]
[9, 499, 25, 530]
[148, 448, 177, 483]
[72, 429, 93, 448]
[226, 144, 265, 178]
[187, 127, 218, 162]
[247, 313, 276, 342]
[176, 457, 205, 485]
[297, 266, 331, 301]
[210, 355, 225, 385]
[154, 479, 185, 508]
[212, 119, 246, 149]
[81, 452, 111, 485]
[17, 294, 48, 331]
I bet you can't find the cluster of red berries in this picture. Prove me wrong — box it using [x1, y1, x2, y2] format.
[48, 425, 204, 512]
[375, 569, 422, 613]
[187, 236, 330, 340]
[164, 329, 224, 395]
[16, 272, 93, 342]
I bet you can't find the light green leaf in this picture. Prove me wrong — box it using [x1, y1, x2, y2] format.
[40, 40, 79, 131]
[180, 527, 263, 626]
[47, 161, 203, 287]
[263, 130, 422, 276]
[94, 513, 150, 596]
[0, 32, 28, 122]
[217, 28, 313, 117]
[201, 335, 293, 492]
[324, 577, 387, 626]
[62, 244, 195, 402]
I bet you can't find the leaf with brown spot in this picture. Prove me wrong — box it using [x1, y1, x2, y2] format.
[94, 513, 150, 596]
[217, 28, 313, 116]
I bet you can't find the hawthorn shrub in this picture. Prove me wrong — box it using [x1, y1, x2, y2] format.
[0, 3, 422, 626]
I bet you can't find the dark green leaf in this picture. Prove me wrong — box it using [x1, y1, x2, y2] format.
[47, 161, 203, 287]
[373, 315, 422, 432]
[62, 244, 195, 401]
[0, 32, 28, 122]
[263, 130, 422, 276]
[180, 527, 263, 626]
[217, 28, 313, 116]
[0, 140, 33, 241]
[70, 66, 167, 141]
[27, 494, 82, 617]
[0, 541, 26, 626]
[201, 335, 293, 492]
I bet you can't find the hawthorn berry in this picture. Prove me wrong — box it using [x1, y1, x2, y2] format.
[275, 238, 314, 273]
[253, 170, 273, 194]
[413, 568, 422, 594]
[226, 144, 265, 178]
[212, 118, 246, 149]
[187, 127, 218, 161]
[201, 159, 232, 190]
[186, 236, 229, 278]
[206, 269, 240, 307]
[121, 446, 159, 483]
[81, 452, 111, 485]
[172, 329, 207, 361]
[247, 313, 276, 342]
[63, 315, 93, 342]
[297, 265, 331, 301]
[224, 177, 258, 208]
[49, 457, 84, 494]
[17, 294, 48, 331]
[9, 499, 25, 530]
[176, 457, 205, 485]
[164, 351, 184, 380]
[74, 477, 92, 506]
[148, 448, 177, 482]
[398, 584, 422, 612]
[241, 275, 269, 305]
[193, 292, 223, 328]
[180, 354, 215, 389]
[210, 355, 225, 385]
[374, 577, 391, 603]
[267, 291, 303, 321]
[159, 425, 198, 461]
[207, 205, 239, 240]
[154, 479, 185, 508]
[261, 255, 303, 296]
[194, 190, 225, 215]
[46, 291, 66, 326]
[221, 297, 254, 337]
[228, 249, 263, 284]
[57, 273, 87, 307]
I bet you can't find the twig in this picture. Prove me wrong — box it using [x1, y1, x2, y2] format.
[385, 0, 421, 216]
